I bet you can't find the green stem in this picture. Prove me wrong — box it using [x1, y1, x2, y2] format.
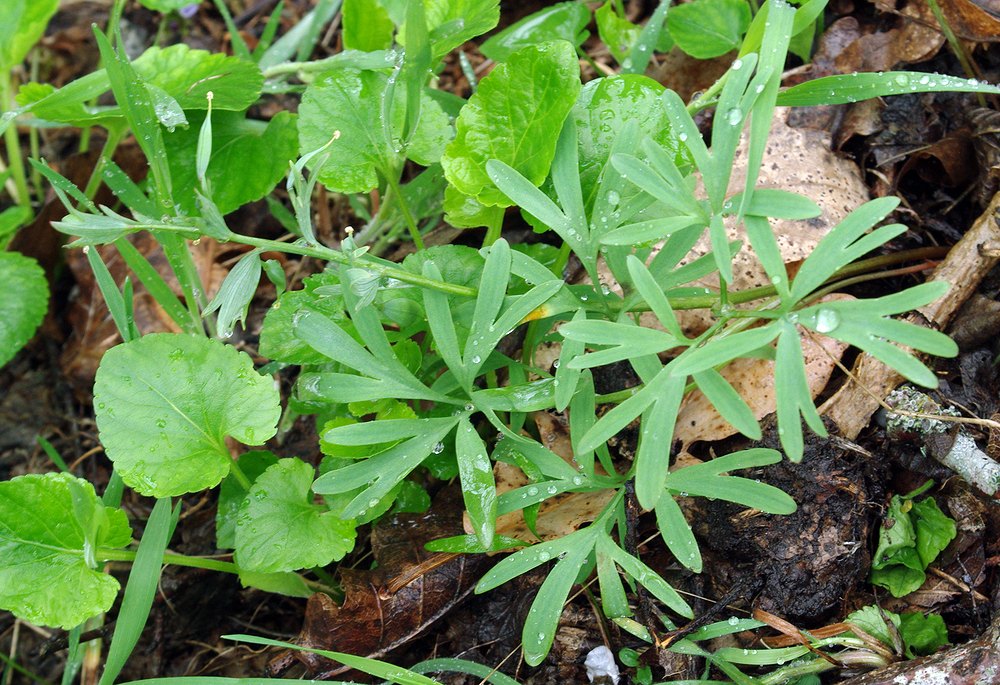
[2, 75, 32, 209]
[100, 548, 240, 575]
[482, 207, 504, 246]
[158, 233, 206, 334]
[385, 172, 424, 250]
[229, 460, 252, 491]
[235, 233, 478, 297]
[82, 127, 125, 200]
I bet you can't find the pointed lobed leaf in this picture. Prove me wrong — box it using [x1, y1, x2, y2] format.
[0, 473, 132, 629]
[0, 251, 48, 368]
[94, 334, 281, 497]
[234, 458, 357, 573]
[442, 41, 581, 206]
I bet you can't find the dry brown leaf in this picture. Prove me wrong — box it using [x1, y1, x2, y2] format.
[876, 0, 1000, 43]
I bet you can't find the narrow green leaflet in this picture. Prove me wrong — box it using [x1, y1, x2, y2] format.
[234, 458, 357, 573]
[667, 0, 751, 59]
[456, 417, 497, 548]
[663, 448, 796, 514]
[0, 473, 132, 629]
[203, 251, 262, 338]
[0, 251, 48, 368]
[480, 2, 590, 62]
[777, 71, 1000, 107]
[299, 68, 451, 193]
[165, 111, 298, 215]
[0, 0, 58, 71]
[94, 334, 281, 497]
[442, 41, 581, 206]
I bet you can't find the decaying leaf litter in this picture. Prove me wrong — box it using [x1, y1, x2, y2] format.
[2, 0, 1000, 684]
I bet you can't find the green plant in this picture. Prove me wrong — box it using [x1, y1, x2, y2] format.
[1, 0, 996, 682]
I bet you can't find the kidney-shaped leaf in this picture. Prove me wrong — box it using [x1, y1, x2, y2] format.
[234, 458, 357, 573]
[299, 68, 451, 194]
[94, 334, 281, 497]
[133, 44, 263, 111]
[166, 111, 299, 215]
[0, 251, 48, 368]
[0, 473, 132, 629]
[442, 41, 581, 206]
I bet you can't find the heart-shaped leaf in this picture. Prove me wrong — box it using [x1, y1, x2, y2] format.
[94, 334, 281, 497]
[0, 251, 48, 368]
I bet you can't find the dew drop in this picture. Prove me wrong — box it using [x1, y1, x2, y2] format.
[894, 74, 909, 86]
[728, 616, 740, 626]
[731, 58, 743, 70]
[606, 190, 620, 206]
[431, 441, 445, 454]
[678, 132, 688, 142]
[725, 108, 743, 126]
[368, 498, 380, 508]
[471, 355, 481, 364]
[814, 307, 841, 333]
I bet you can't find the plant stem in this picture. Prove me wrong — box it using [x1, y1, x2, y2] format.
[385, 172, 424, 250]
[235, 233, 478, 297]
[2, 75, 32, 210]
[82, 127, 125, 200]
[229, 460, 253, 491]
[482, 208, 504, 246]
[100, 548, 240, 575]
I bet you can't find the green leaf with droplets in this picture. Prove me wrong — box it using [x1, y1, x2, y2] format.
[234, 458, 357, 573]
[94, 334, 281, 497]
[0, 251, 48, 368]
[0, 473, 132, 629]
[480, 2, 590, 62]
[441, 41, 581, 206]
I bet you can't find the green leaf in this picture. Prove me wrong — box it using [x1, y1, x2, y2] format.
[846, 605, 901, 648]
[234, 458, 357, 573]
[663, 448, 796, 514]
[343, 0, 394, 50]
[911, 497, 956, 568]
[480, 2, 590, 62]
[217, 450, 279, 549]
[0, 251, 48, 368]
[94, 334, 281, 497]
[774, 320, 826, 461]
[777, 71, 1000, 107]
[165, 111, 298, 215]
[422, 0, 500, 60]
[133, 44, 264, 111]
[0, 473, 131, 629]
[598, 536, 691, 617]
[655, 492, 701, 571]
[203, 251, 262, 338]
[225, 634, 440, 685]
[456, 417, 497, 548]
[299, 68, 452, 193]
[596, 1, 641, 64]
[442, 41, 581, 206]
[899, 612, 949, 657]
[667, 0, 751, 59]
[574, 75, 678, 209]
[0, 0, 58, 71]
[260, 272, 344, 365]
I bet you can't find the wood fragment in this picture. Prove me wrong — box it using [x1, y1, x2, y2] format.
[821, 192, 1000, 439]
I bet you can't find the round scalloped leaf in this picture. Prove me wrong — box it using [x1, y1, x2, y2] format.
[133, 44, 263, 111]
[0, 251, 48, 368]
[441, 41, 581, 206]
[234, 458, 357, 573]
[94, 334, 281, 497]
[0, 472, 132, 629]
